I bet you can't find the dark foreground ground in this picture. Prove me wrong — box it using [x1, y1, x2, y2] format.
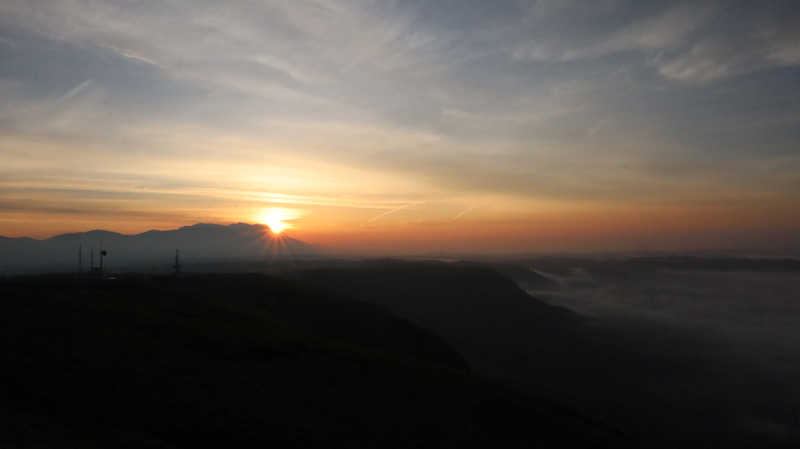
[295, 260, 800, 448]
[2, 258, 799, 448]
[0, 271, 620, 449]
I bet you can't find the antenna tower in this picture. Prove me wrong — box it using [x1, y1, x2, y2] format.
[173, 249, 182, 276]
[99, 239, 107, 273]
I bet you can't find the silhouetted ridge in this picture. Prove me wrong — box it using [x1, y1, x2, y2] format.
[0, 223, 318, 273]
[299, 260, 579, 336]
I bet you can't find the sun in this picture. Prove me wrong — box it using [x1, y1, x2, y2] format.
[264, 216, 287, 234]
[256, 208, 298, 234]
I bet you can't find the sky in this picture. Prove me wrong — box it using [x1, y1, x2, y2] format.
[1, 0, 799, 254]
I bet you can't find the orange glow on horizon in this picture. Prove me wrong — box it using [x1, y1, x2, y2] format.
[0, 196, 797, 254]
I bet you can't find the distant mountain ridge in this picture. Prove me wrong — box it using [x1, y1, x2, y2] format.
[0, 223, 317, 274]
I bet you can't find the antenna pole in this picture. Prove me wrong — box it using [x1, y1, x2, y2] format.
[173, 249, 181, 276]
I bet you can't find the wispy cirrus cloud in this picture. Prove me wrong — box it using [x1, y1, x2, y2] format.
[512, 3, 713, 62]
[0, 0, 799, 246]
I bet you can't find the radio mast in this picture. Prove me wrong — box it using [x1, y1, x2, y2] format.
[99, 239, 107, 273]
[173, 249, 182, 276]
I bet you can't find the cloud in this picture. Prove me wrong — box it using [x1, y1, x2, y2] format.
[509, 1, 800, 85]
[513, 3, 712, 62]
[651, 4, 800, 82]
[768, 39, 800, 65]
[652, 30, 800, 83]
[0, 0, 799, 232]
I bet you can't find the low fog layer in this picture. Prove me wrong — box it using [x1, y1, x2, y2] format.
[519, 258, 800, 343]
[499, 257, 800, 440]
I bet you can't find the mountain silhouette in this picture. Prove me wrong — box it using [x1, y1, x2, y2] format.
[0, 223, 317, 274]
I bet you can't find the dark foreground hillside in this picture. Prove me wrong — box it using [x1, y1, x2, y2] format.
[298, 260, 800, 448]
[0, 274, 621, 449]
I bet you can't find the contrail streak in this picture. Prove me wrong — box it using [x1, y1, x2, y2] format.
[58, 79, 92, 102]
[452, 205, 476, 221]
[366, 201, 426, 223]
[367, 203, 412, 223]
